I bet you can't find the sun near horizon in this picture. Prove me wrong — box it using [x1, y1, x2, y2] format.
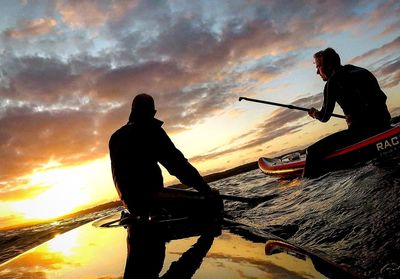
[0, 128, 306, 230]
[0, 154, 240, 229]
[1, 159, 116, 229]
[1, 1, 399, 230]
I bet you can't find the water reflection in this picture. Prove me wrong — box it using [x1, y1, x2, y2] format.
[265, 239, 360, 278]
[47, 229, 79, 255]
[0, 220, 127, 278]
[0, 213, 359, 278]
[124, 221, 221, 279]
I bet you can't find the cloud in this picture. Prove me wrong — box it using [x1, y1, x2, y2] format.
[0, 214, 24, 228]
[0, 0, 399, 197]
[190, 94, 322, 163]
[349, 37, 400, 89]
[368, 0, 400, 35]
[0, 105, 107, 182]
[56, 0, 138, 27]
[4, 18, 56, 39]
[350, 36, 400, 64]
[190, 124, 305, 164]
[1, 56, 90, 104]
[0, 185, 49, 202]
[142, 12, 309, 72]
[379, 21, 400, 37]
[375, 58, 400, 89]
[258, 94, 323, 131]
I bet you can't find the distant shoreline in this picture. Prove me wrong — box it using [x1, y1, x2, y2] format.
[170, 160, 259, 189]
[2, 161, 259, 231]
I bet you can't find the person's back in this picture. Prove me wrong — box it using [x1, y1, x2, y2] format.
[109, 118, 165, 206]
[331, 64, 391, 131]
[109, 93, 212, 212]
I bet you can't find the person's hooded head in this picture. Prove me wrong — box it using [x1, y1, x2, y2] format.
[129, 93, 156, 123]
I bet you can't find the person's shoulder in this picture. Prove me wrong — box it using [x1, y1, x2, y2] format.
[153, 118, 164, 128]
[343, 64, 369, 73]
[343, 64, 358, 69]
[344, 64, 377, 81]
[110, 124, 131, 140]
[151, 119, 168, 138]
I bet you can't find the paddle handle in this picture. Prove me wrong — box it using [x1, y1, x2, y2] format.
[239, 96, 345, 119]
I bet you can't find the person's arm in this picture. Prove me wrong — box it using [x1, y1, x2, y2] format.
[309, 82, 336, 122]
[158, 129, 212, 194]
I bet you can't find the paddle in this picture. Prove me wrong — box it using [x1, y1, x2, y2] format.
[219, 193, 278, 204]
[168, 187, 277, 205]
[239, 96, 346, 119]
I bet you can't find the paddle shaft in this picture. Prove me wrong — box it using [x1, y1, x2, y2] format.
[169, 187, 276, 204]
[220, 193, 278, 203]
[239, 96, 346, 119]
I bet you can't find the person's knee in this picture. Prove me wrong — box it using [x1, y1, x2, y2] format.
[305, 146, 316, 160]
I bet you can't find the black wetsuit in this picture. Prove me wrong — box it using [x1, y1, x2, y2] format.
[109, 118, 211, 212]
[303, 65, 391, 178]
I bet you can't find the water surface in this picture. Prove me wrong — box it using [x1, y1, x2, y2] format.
[1, 161, 399, 278]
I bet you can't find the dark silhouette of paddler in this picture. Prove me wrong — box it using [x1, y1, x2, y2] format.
[109, 93, 220, 217]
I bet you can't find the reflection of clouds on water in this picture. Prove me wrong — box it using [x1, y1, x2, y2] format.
[201, 252, 306, 278]
[0, 219, 127, 278]
[0, 231, 81, 277]
[0, 249, 67, 277]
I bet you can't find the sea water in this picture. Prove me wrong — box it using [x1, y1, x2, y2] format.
[1, 162, 399, 278]
[220, 163, 400, 278]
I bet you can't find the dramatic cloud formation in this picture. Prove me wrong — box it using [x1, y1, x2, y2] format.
[190, 93, 323, 163]
[0, 0, 399, 225]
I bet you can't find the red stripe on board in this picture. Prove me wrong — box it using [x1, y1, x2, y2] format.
[324, 126, 400, 159]
[258, 157, 305, 171]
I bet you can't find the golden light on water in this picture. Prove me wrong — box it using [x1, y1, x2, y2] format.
[48, 230, 79, 255]
[0, 219, 127, 278]
[0, 217, 330, 279]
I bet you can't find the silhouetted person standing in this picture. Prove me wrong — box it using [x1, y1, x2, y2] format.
[303, 48, 391, 178]
[109, 93, 213, 215]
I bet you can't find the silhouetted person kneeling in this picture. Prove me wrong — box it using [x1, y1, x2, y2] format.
[109, 93, 214, 216]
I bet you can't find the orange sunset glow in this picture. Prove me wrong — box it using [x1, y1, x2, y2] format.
[0, 0, 399, 229]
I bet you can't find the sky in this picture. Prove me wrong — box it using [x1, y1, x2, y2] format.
[0, 0, 399, 228]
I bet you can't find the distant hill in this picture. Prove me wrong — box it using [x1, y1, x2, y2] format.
[1, 200, 123, 231]
[170, 161, 259, 189]
[61, 200, 123, 219]
[203, 161, 259, 183]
